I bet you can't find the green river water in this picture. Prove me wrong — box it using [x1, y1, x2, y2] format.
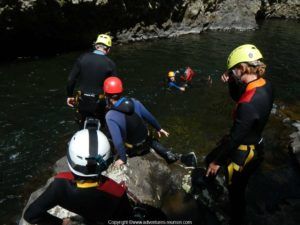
[0, 20, 300, 224]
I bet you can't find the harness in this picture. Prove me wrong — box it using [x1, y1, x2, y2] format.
[227, 137, 263, 185]
[125, 134, 151, 157]
[227, 144, 255, 185]
[75, 91, 105, 102]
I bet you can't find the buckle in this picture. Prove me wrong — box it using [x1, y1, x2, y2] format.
[238, 144, 255, 151]
[125, 139, 147, 149]
[83, 93, 96, 97]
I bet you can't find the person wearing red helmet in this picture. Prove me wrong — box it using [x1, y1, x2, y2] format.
[103, 77, 187, 166]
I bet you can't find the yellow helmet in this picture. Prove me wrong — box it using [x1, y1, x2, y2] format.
[168, 71, 175, 78]
[95, 34, 112, 47]
[227, 44, 263, 70]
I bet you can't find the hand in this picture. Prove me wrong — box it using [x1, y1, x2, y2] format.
[206, 162, 220, 177]
[114, 159, 125, 167]
[62, 218, 71, 225]
[180, 87, 185, 91]
[67, 97, 75, 107]
[221, 72, 229, 83]
[157, 129, 169, 138]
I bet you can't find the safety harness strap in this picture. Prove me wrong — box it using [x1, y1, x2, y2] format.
[227, 145, 255, 185]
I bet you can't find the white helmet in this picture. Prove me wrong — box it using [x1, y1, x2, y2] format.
[67, 129, 111, 177]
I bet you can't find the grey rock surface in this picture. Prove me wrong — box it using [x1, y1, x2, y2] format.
[1, 0, 298, 59]
[19, 150, 229, 225]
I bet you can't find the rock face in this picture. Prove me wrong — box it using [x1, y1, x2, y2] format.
[262, 0, 300, 19]
[289, 121, 300, 165]
[0, 0, 299, 59]
[19, 150, 229, 225]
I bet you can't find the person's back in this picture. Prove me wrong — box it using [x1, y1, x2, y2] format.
[235, 78, 273, 145]
[24, 172, 131, 224]
[23, 129, 132, 224]
[69, 51, 116, 95]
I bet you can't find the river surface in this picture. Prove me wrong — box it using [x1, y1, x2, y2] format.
[0, 20, 300, 224]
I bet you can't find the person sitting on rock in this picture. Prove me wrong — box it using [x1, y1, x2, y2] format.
[23, 129, 132, 225]
[167, 71, 186, 92]
[103, 76, 196, 167]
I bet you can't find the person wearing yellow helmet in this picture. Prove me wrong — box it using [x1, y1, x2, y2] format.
[167, 70, 185, 92]
[205, 44, 274, 225]
[95, 34, 112, 48]
[66, 33, 117, 128]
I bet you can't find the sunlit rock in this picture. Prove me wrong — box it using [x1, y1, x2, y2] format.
[19, 151, 229, 225]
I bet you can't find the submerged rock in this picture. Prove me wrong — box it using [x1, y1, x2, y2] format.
[19, 150, 229, 225]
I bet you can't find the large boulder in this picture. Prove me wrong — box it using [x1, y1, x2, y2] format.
[19, 150, 229, 225]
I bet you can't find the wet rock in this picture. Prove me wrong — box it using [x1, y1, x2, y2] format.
[208, 0, 261, 31]
[289, 121, 300, 164]
[20, 150, 229, 225]
[1, 0, 298, 59]
[262, 0, 300, 19]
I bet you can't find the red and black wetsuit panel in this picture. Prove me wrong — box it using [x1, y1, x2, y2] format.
[24, 172, 132, 225]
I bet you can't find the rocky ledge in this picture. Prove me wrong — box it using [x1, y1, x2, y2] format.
[19, 150, 229, 225]
[0, 0, 299, 59]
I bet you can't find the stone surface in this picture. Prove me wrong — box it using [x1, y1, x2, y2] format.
[19, 150, 229, 225]
[0, 0, 298, 59]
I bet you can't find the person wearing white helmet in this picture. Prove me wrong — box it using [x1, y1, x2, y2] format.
[66, 34, 117, 128]
[23, 129, 132, 225]
[205, 44, 274, 225]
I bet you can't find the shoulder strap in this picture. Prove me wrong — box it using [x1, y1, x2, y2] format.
[55, 172, 74, 180]
[97, 178, 126, 197]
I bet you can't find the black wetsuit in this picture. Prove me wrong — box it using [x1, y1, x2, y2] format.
[67, 50, 117, 127]
[206, 77, 274, 225]
[24, 172, 132, 225]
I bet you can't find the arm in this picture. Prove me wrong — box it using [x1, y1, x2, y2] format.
[221, 72, 243, 102]
[135, 100, 161, 131]
[23, 181, 63, 225]
[168, 82, 185, 91]
[135, 100, 169, 137]
[106, 116, 127, 164]
[106, 58, 117, 77]
[66, 58, 81, 98]
[214, 103, 258, 165]
[110, 60, 117, 76]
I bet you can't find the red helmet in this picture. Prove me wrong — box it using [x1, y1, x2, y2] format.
[103, 76, 123, 94]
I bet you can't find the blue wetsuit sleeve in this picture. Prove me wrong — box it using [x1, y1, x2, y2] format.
[135, 100, 161, 131]
[106, 116, 127, 163]
[168, 82, 182, 90]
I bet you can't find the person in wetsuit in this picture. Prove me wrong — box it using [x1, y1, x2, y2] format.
[167, 71, 186, 92]
[205, 44, 274, 225]
[66, 34, 117, 128]
[103, 76, 183, 167]
[23, 129, 132, 225]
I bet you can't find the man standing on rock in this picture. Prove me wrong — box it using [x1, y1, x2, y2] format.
[205, 44, 274, 225]
[66, 34, 117, 128]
